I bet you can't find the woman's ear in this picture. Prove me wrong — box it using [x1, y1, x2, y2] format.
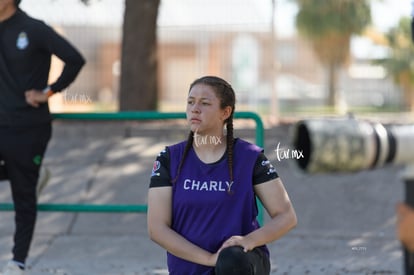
[221, 106, 232, 122]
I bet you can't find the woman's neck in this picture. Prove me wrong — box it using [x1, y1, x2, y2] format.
[193, 131, 225, 148]
[192, 134, 227, 164]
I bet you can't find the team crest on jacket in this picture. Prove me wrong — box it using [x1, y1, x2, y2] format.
[16, 32, 29, 50]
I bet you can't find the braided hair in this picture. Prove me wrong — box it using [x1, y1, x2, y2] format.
[171, 76, 236, 193]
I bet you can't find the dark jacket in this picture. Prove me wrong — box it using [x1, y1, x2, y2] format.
[0, 9, 85, 126]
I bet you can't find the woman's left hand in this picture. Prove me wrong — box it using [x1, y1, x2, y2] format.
[221, 235, 255, 252]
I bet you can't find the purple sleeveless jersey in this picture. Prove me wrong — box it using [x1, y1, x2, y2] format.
[167, 138, 269, 275]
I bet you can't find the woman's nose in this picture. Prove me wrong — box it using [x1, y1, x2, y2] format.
[191, 103, 200, 113]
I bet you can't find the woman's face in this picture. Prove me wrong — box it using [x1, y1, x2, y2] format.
[186, 83, 231, 135]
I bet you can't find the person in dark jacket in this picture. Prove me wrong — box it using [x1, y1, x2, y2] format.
[0, 0, 85, 273]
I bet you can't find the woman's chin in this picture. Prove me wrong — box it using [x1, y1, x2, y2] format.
[190, 125, 201, 133]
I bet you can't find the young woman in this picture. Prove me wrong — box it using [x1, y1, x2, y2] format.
[148, 76, 297, 275]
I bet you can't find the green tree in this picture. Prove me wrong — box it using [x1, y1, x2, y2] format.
[293, 0, 371, 111]
[376, 17, 414, 112]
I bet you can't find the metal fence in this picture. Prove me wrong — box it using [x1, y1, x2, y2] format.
[0, 111, 265, 222]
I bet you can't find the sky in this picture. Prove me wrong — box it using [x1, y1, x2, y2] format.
[20, 0, 412, 36]
[371, 0, 412, 31]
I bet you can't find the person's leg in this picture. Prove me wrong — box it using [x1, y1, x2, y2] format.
[215, 246, 270, 275]
[1, 124, 51, 266]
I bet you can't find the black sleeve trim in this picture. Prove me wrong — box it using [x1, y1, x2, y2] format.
[149, 147, 172, 188]
[253, 153, 279, 185]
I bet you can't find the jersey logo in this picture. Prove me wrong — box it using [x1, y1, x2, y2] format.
[16, 32, 29, 50]
[151, 160, 161, 177]
[262, 160, 276, 175]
